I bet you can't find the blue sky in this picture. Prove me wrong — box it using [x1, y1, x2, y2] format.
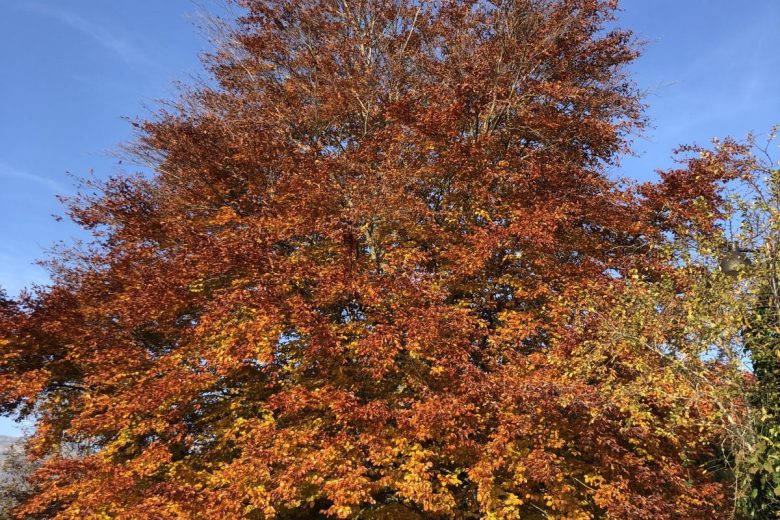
[0, 0, 778, 436]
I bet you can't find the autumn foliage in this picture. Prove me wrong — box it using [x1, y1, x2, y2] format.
[0, 1, 754, 518]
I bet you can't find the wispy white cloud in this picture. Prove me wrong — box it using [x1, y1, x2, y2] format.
[20, 2, 156, 68]
[0, 161, 70, 194]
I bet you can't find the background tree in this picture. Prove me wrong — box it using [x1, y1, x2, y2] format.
[0, 438, 40, 520]
[723, 129, 780, 518]
[0, 1, 753, 518]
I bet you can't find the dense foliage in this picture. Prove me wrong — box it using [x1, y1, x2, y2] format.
[0, 1, 768, 518]
[727, 136, 780, 518]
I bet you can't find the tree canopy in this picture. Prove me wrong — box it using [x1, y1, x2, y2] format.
[0, 1, 765, 518]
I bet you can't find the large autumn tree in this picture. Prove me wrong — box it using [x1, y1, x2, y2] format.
[0, 0, 752, 518]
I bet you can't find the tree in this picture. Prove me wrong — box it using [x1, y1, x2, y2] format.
[740, 289, 780, 518]
[0, 1, 750, 518]
[723, 129, 780, 518]
[0, 438, 40, 520]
